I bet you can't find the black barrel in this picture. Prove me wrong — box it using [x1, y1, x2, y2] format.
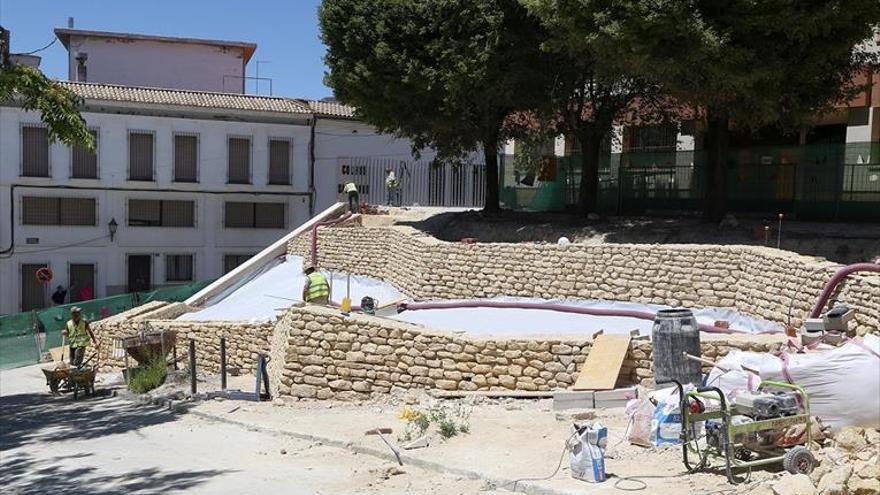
[652, 309, 702, 387]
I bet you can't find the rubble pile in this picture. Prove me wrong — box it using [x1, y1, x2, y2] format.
[764, 427, 879, 495]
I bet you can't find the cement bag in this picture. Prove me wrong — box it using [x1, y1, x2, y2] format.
[650, 393, 682, 446]
[626, 396, 654, 447]
[570, 422, 608, 483]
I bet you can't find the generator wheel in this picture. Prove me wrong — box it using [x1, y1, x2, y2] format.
[783, 446, 815, 475]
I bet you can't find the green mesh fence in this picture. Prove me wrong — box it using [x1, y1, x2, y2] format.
[0, 280, 211, 369]
[502, 142, 880, 220]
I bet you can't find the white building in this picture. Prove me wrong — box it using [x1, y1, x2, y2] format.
[0, 29, 437, 314]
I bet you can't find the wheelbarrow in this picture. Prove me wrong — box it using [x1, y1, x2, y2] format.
[42, 340, 98, 399]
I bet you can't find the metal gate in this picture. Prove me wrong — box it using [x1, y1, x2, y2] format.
[338, 157, 486, 207]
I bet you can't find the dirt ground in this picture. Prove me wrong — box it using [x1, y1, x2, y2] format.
[0, 365, 496, 495]
[139, 371, 789, 495]
[389, 208, 880, 264]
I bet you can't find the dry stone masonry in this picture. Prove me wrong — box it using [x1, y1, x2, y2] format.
[289, 224, 880, 335]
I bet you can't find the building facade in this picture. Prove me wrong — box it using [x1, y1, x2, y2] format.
[0, 27, 449, 314]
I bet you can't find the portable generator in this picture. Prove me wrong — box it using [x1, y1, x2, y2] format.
[658, 379, 816, 484]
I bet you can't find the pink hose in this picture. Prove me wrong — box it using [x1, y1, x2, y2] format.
[310, 212, 352, 266]
[809, 260, 880, 318]
[398, 300, 754, 335]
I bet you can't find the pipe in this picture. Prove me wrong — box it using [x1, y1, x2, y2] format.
[0, 185, 16, 257]
[809, 260, 880, 318]
[398, 300, 754, 335]
[310, 212, 352, 266]
[308, 116, 317, 218]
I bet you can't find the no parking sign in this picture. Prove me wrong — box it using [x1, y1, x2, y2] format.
[35, 267, 53, 284]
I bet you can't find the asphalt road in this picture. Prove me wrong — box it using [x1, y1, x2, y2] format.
[0, 365, 485, 494]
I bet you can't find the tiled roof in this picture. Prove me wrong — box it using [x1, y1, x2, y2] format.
[304, 99, 357, 119]
[59, 81, 312, 115]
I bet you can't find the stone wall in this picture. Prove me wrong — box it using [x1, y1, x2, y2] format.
[90, 303, 274, 374]
[289, 225, 880, 335]
[268, 305, 781, 399]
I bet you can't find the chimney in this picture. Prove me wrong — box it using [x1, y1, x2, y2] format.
[68, 17, 75, 28]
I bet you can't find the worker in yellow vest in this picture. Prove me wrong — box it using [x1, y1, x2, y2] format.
[302, 264, 330, 305]
[62, 306, 98, 367]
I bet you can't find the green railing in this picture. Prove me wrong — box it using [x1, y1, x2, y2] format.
[0, 280, 211, 370]
[502, 142, 880, 220]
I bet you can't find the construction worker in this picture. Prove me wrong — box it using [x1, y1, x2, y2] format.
[62, 306, 98, 367]
[302, 264, 330, 305]
[385, 168, 400, 206]
[343, 181, 359, 213]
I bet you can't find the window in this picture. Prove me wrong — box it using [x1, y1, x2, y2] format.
[129, 131, 154, 181]
[71, 129, 99, 179]
[22, 197, 96, 225]
[174, 134, 199, 182]
[623, 124, 678, 152]
[227, 137, 251, 184]
[268, 139, 291, 185]
[69, 263, 96, 302]
[166, 254, 194, 282]
[224, 254, 255, 274]
[224, 202, 284, 229]
[22, 125, 50, 177]
[128, 199, 195, 227]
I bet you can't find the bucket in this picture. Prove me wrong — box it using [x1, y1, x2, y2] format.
[652, 308, 702, 387]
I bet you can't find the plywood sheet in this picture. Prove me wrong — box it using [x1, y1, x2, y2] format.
[572, 334, 632, 391]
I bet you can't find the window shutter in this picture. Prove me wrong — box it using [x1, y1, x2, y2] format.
[227, 137, 251, 184]
[174, 134, 198, 182]
[129, 132, 154, 181]
[72, 130, 98, 178]
[268, 139, 291, 185]
[22, 126, 50, 177]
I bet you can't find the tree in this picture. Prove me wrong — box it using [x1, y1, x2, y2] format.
[602, 1, 880, 221]
[522, 0, 670, 215]
[319, 0, 550, 212]
[0, 64, 95, 151]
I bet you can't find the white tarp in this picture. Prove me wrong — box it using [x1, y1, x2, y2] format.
[390, 296, 783, 337]
[178, 255, 404, 322]
[706, 334, 880, 430]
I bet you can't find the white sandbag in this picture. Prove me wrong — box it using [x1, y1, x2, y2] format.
[708, 335, 880, 431]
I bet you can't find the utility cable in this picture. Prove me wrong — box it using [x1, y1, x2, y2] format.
[13, 37, 56, 55]
[5, 233, 110, 256]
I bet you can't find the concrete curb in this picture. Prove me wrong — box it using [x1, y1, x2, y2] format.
[120, 391, 573, 495]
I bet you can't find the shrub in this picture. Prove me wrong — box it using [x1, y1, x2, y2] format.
[128, 353, 167, 394]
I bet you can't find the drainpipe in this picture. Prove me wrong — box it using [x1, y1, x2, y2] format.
[0, 185, 16, 258]
[310, 212, 353, 266]
[308, 116, 317, 218]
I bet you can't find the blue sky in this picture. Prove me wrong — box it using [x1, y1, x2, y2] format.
[0, 0, 334, 98]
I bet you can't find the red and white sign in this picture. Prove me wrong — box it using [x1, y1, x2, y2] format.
[35, 267, 53, 284]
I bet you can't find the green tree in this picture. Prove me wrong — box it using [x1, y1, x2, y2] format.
[523, 0, 670, 215]
[603, 1, 880, 221]
[0, 64, 95, 150]
[319, 0, 550, 212]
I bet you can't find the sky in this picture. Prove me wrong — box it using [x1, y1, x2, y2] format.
[0, 0, 334, 99]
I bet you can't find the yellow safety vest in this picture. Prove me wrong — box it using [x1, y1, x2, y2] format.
[306, 272, 330, 302]
[67, 319, 91, 348]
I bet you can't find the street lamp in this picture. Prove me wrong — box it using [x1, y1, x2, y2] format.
[108, 218, 118, 242]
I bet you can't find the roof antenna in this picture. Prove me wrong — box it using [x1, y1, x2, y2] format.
[68, 17, 74, 28]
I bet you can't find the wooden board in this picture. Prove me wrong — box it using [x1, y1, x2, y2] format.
[572, 334, 632, 391]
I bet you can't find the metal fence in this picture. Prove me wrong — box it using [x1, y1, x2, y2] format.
[341, 157, 486, 208]
[0, 280, 212, 370]
[503, 142, 880, 221]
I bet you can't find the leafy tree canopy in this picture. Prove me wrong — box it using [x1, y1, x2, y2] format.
[1, 64, 95, 151]
[320, 0, 552, 211]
